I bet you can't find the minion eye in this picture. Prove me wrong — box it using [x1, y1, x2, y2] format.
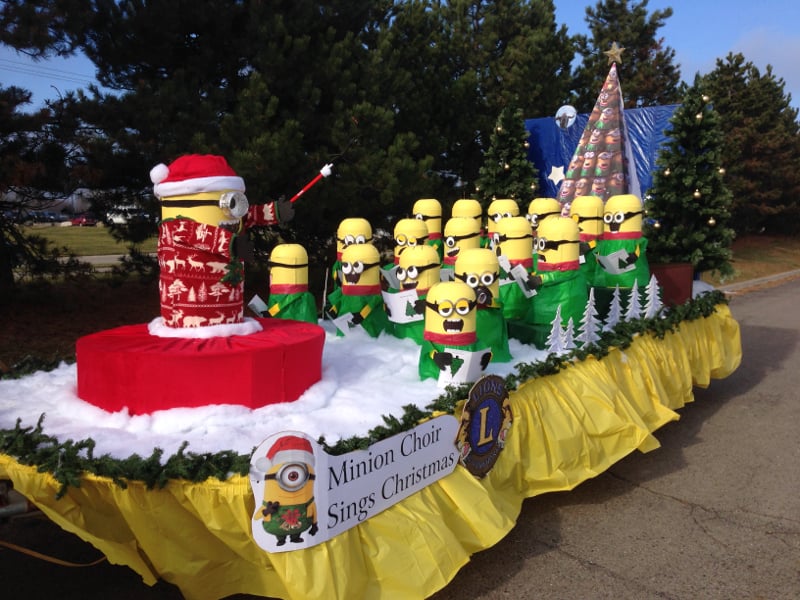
[536, 238, 547, 251]
[406, 266, 419, 279]
[407, 238, 418, 247]
[455, 299, 471, 315]
[355, 234, 367, 244]
[219, 191, 249, 218]
[277, 463, 309, 492]
[395, 234, 407, 246]
[437, 301, 454, 317]
[603, 213, 614, 224]
[353, 261, 365, 274]
[445, 236, 457, 248]
[491, 213, 502, 223]
[414, 213, 424, 221]
[614, 212, 625, 223]
[342, 262, 353, 274]
[344, 234, 356, 245]
[503, 211, 513, 218]
[480, 272, 496, 286]
[465, 274, 480, 287]
[396, 267, 408, 281]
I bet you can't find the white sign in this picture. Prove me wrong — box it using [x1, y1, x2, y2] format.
[381, 289, 424, 324]
[380, 265, 400, 290]
[436, 348, 490, 388]
[250, 417, 460, 553]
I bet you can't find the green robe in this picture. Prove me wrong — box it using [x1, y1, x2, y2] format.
[593, 236, 650, 289]
[268, 291, 318, 324]
[331, 292, 390, 338]
[418, 338, 491, 382]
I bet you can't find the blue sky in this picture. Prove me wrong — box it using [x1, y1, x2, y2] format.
[2, 1, 799, 110]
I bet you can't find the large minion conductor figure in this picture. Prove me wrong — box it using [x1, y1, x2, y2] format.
[519, 216, 587, 349]
[418, 281, 492, 382]
[569, 195, 604, 285]
[252, 435, 318, 547]
[264, 244, 317, 324]
[594, 194, 649, 289]
[442, 216, 482, 271]
[328, 242, 389, 337]
[412, 198, 444, 260]
[492, 216, 540, 321]
[386, 244, 441, 344]
[152, 154, 293, 330]
[454, 248, 511, 363]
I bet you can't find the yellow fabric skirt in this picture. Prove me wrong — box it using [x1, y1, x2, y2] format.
[0, 304, 741, 600]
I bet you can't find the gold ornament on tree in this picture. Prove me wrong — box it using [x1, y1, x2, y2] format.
[693, 189, 702, 199]
[664, 168, 671, 176]
[708, 217, 716, 226]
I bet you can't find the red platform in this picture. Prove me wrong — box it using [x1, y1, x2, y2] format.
[76, 318, 325, 414]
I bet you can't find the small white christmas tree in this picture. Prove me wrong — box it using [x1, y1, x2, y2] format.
[604, 285, 623, 331]
[576, 288, 602, 345]
[546, 305, 565, 353]
[562, 317, 576, 351]
[624, 281, 642, 321]
[643, 275, 664, 319]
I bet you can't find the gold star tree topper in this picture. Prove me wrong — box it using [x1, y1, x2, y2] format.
[604, 41, 625, 65]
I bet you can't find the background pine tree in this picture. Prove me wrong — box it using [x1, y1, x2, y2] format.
[475, 106, 538, 205]
[644, 77, 735, 277]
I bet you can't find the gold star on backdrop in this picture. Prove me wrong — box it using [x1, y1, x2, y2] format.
[604, 42, 625, 65]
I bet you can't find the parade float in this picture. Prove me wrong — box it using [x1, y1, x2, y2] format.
[0, 56, 742, 600]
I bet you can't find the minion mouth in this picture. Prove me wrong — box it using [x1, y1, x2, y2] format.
[538, 253, 547, 262]
[402, 281, 419, 291]
[609, 223, 621, 233]
[443, 319, 464, 332]
[446, 248, 460, 258]
[344, 272, 362, 284]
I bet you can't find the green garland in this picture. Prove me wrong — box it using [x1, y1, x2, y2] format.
[0, 291, 728, 498]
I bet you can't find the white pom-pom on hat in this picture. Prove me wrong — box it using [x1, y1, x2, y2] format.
[150, 163, 169, 184]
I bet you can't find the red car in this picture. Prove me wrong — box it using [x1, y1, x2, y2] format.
[71, 213, 98, 227]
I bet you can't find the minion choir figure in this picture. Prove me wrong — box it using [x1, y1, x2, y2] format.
[454, 248, 511, 363]
[493, 216, 540, 322]
[518, 216, 587, 349]
[593, 194, 650, 316]
[326, 217, 373, 314]
[441, 216, 482, 275]
[264, 244, 318, 324]
[418, 280, 492, 383]
[328, 242, 390, 338]
[383, 217, 430, 290]
[412, 198, 444, 260]
[385, 244, 441, 344]
[569, 195, 605, 285]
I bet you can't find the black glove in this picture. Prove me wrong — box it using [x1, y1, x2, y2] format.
[433, 351, 453, 370]
[308, 522, 319, 536]
[276, 196, 295, 224]
[262, 501, 280, 517]
[623, 251, 638, 267]
[480, 352, 492, 369]
[526, 274, 542, 290]
[413, 298, 427, 314]
[350, 311, 364, 325]
[579, 241, 591, 256]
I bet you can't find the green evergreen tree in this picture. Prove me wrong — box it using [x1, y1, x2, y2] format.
[699, 53, 800, 234]
[572, 0, 683, 112]
[644, 77, 735, 278]
[475, 105, 538, 204]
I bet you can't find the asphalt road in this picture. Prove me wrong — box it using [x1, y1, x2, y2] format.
[2, 276, 799, 599]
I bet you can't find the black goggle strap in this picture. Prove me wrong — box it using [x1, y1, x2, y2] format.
[160, 198, 220, 208]
[268, 260, 308, 269]
[264, 473, 316, 481]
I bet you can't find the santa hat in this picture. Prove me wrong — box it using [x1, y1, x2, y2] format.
[255, 435, 315, 471]
[150, 154, 245, 198]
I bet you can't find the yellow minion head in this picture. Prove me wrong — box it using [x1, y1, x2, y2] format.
[412, 198, 442, 237]
[269, 244, 308, 289]
[492, 216, 533, 264]
[152, 154, 249, 231]
[393, 217, 430, 264]
[604, 194, 643, 235]
[255, 434, 316, 520]
[451, 199, 483, 224]
[398, 245, 441, 294]
[454, 248, 500, 307]
[340, 242, 381, 291]
[424, 280, 477, 342]
[486, 199, 520, 235]
[569, 195, 604, 238]
[526, 197, 562, 232]
[443, 217, 482, 264]
[336, 217, 373, 258]
[535, 216, 581, 266]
